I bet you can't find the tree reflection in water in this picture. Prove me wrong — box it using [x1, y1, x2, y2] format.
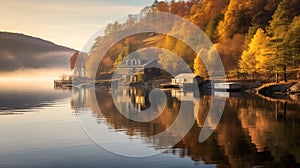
[71, 87, 300, 167]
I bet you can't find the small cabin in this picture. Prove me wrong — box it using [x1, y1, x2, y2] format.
[213, 82, 241, 91]
[171, 73, 204, 86]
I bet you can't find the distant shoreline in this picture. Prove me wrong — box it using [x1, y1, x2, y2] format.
[54, 77, 300, 101]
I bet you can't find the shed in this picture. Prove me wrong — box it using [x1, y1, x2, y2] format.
[171, 73, 204, 86]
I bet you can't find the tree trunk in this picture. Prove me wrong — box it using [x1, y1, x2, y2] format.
[276, 69, 279, 83]
[283, 65, 287, 82]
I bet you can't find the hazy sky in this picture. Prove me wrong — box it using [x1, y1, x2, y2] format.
[0, 0, 155, 50]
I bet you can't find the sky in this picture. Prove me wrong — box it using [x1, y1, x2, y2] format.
[0, 0, 155, 50]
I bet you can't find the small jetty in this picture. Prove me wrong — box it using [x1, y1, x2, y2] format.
[160, 83, 180, 89]
[54, 80, 72, 88]
[213, 82, 241, 91]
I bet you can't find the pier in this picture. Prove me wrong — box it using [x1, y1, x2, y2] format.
[54, 80, 72, 88]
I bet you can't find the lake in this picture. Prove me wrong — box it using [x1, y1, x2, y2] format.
[0, 79, 300, 168]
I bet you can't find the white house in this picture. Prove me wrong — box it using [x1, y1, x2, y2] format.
[171, 73, 204, 87]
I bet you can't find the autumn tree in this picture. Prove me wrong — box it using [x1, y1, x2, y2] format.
[113, 37, 139, 67]
[159, 50, 189, 74]
[245, 10, 274, 45]
[173, 40, 195, 69]
[70, 51, 87, 77]
[189, 0, 229, 30]
[239, 28, 268, 78]
[165, 35, 177, 51]
[156, 1, 169, 12]
[70, 51, 79, 71]
[194, 49, 208, 78]
[104, 21, 122, 36]
[214, 34, 245, 70]
[169, 0, 189, 17]
[205, 13, 223, 43]
[215, 0, 269, 72]
[114, 50, 126, 67]
[217, 0, 258, 40]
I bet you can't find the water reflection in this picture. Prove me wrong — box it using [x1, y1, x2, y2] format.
[0, 79, 71, 114]
[72, 87, 300, 167]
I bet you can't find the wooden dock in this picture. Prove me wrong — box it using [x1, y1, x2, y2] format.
[213, 82, 241, 91]
[54, 80, 72, 88]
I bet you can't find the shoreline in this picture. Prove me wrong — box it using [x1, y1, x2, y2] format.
[54, 78, 300, 101]
[255, 80, 299, 101]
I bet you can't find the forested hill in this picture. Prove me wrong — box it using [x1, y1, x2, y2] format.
[0, 32, 76, 72]
[87, 0, 300, 80]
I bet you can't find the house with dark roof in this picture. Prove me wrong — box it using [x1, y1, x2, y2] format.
[115, 58, 159, 82]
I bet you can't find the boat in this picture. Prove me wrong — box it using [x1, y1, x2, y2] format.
[213, 82, 241, 91]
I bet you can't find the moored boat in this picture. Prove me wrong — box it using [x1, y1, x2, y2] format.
[213, 82, 241, 91]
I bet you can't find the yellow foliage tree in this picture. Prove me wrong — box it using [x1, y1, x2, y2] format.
[217, 0, 265, 40]
[239, 28, 268, 76]
[194, 49, 208, 78]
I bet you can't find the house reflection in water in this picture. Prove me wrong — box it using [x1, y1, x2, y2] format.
[71, 87, 300, 167]
[112, 87, 151, 112]
[128, 87, 150, 111]
[171, 89, 200, 126]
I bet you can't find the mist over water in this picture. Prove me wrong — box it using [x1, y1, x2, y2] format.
[0, 68, 70, 81]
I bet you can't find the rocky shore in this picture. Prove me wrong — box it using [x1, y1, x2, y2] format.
[255, 81, 300, 101]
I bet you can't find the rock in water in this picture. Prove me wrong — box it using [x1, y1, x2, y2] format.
[290, 82, 300, 93]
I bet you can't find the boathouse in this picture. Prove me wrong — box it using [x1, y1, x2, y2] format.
[171, 73, 204, 87]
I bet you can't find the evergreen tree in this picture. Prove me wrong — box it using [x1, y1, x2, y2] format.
[267, 0, 292, 37]
[265, 0, 293, 82]
[283, 16, 300, 67]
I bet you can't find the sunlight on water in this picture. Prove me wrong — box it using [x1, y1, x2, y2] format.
[0, 78, 299, 167]
[0, 77, 53, 91]
[0, 78, 71, 113]
[0, 68, 70, 91]
[0, 81, 208, 167]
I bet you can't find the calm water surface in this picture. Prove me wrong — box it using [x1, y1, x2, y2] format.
[0, 79, 300, 168]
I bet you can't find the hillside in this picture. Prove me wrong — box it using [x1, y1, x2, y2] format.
[0, 32, 76, 72]
[87, 0, 300, 81]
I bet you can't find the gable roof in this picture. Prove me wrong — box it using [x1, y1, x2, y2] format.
[175, 73, 198, 79]
[118, 59, 157, 68]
